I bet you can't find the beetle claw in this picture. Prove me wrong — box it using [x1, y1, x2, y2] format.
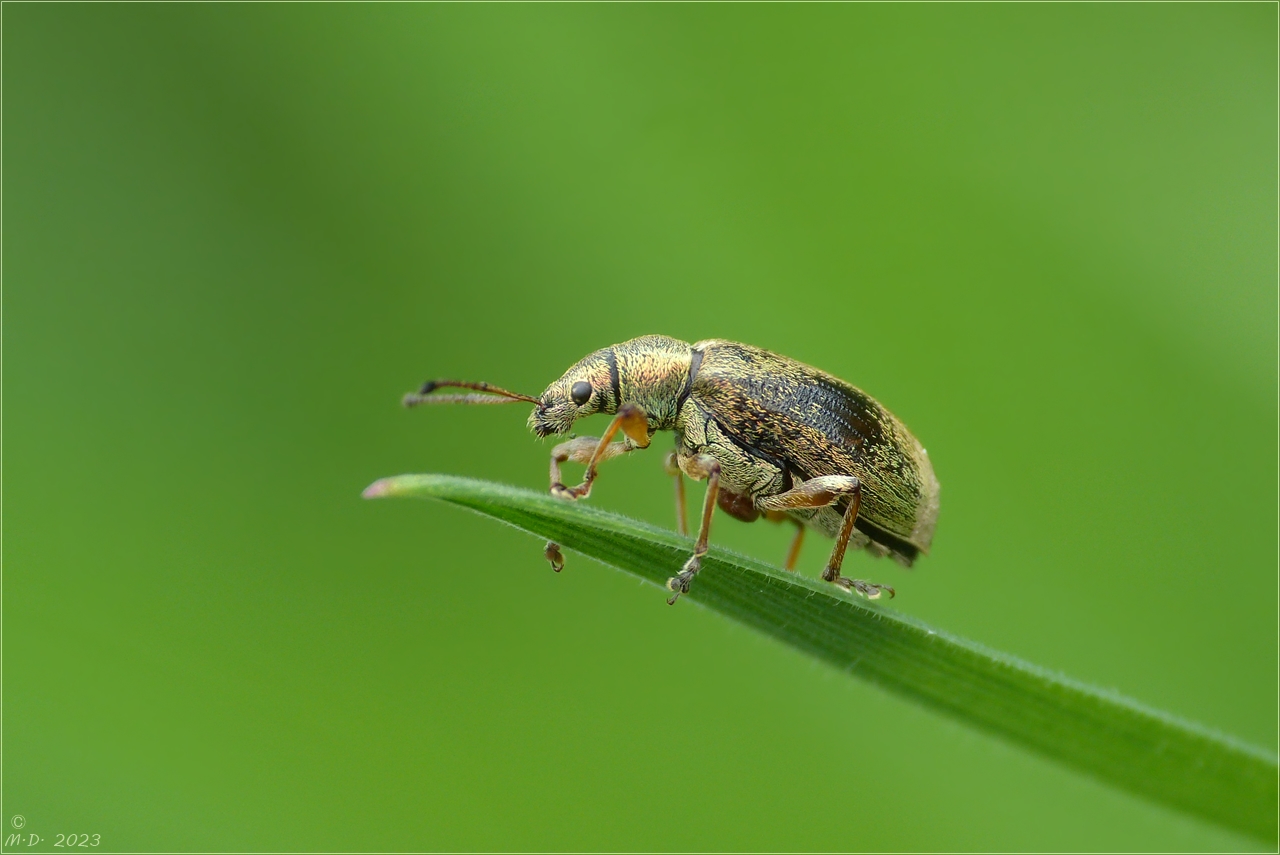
[854, 581, 894, 600]
[665, 556, 702, 605]
[550, 481, 591, 501]
[843, 578, 894, 600]
[823, 566, 894, 600]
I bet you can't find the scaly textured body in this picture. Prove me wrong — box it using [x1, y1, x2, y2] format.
[407, 334, 940, 602]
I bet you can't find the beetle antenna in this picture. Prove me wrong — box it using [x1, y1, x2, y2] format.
[402, 379, 541, 408]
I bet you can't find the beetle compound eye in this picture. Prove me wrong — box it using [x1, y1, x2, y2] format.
[570, 381, 593, 406]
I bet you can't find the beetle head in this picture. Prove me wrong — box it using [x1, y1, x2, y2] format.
[528, 347, 619, 438]
[404, 336, 691, 439]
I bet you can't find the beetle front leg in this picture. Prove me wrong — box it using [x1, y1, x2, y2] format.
[549, 403, 650, 501]
[666, 453, 721, 605]
[549, 436, 620, 495]
[541, 436, 631, 572]
[543, 404, 651, 573]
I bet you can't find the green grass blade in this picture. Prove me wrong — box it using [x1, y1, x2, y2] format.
[364, 473, 1278, 845]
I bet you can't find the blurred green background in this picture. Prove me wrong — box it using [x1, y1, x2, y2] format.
[6, 4, 1276, 852]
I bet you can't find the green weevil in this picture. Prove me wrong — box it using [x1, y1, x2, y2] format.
[404, 334, 939, 604]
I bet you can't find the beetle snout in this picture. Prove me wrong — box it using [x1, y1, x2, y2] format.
[529, 402, 555, 438]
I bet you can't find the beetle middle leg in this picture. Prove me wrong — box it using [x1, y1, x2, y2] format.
[756, 476, 895, 600]
[664, 450, 688, 537]
[665, 453, 721, 605]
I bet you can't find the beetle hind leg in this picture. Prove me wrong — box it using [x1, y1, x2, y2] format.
[818, 484, 895, 600]
[757, 476, 894, 600]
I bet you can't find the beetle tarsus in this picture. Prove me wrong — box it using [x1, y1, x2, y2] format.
[544, 541, 565, 573]
[853, 580, 894, 599]
[823, 567, 894, 600]
[665, 554, 702, 605]
[550, 481, 590, 501]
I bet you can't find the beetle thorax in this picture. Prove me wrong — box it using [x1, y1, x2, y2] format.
[613, 335, 695, 431]
[528, 335, 695, 438]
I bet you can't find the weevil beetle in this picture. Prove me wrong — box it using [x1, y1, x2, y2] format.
[403, 335, 939, 604]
